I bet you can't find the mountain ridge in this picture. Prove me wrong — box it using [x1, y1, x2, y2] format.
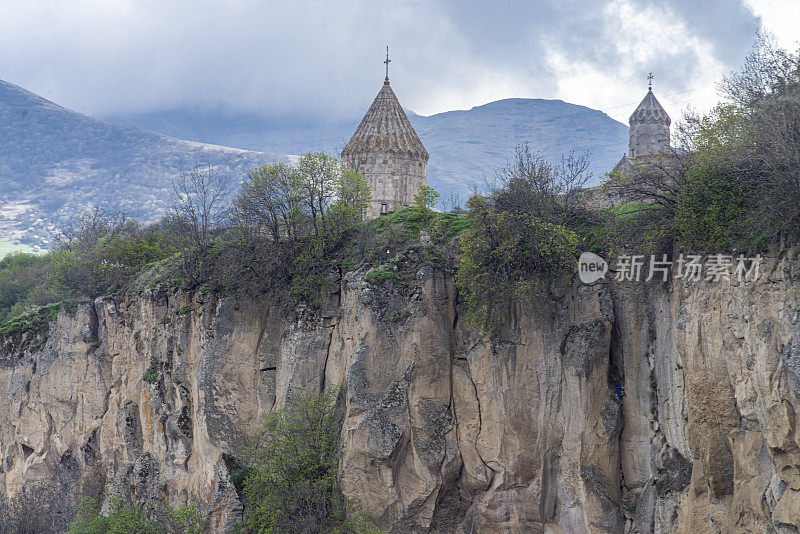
[0, 78, 628, 249]
[0, 78, 288, 249]
[105, 96, 629, 204]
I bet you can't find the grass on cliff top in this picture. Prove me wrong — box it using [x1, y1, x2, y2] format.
[363, 206, 470, 241]
[342, 206, 469, 270]
[342, 206, 469, 287]
[128, 252, 184, 293]
[0, 299, 82, 336]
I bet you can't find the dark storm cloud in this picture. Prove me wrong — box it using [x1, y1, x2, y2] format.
[0, 0, 768, 121]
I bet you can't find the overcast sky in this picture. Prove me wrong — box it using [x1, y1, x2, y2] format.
[0, 0, 798, 124]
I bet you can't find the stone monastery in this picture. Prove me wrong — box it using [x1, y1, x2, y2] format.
[343, 53, 670, 219]
[341, 52, 428, 220]
[613, 80, 672, 174]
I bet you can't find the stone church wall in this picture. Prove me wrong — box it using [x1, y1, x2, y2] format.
[629, 121, 670, 157]
[343, 151, 427, 219]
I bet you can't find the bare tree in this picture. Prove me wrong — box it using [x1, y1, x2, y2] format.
[602, 150, 693, 211]
[492, 143, 592, 226]
[444, 190, 464, 213]
[52, 206, 128, 252]
[171, 165, 230, 282]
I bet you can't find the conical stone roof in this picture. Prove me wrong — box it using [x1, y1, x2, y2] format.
[629, 88, 671, 125]
[342, 80, 429, 161]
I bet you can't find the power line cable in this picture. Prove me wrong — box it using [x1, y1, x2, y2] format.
[601, 85, 715, 111]
[615, 51, 749, 85]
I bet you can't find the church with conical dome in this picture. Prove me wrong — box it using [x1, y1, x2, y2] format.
[628, 86, 671, 157]
[611, 83, 672, 176]
[341, 55, 428, 220]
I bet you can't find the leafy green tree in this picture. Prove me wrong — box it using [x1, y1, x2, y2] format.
[298, 152, 341, 238]
[414, 184, 440, 211]
[234, 162, 305, 242]
[236, 154, 368, 244]
[230, 155, 372, 306]
[455, 195, 578, 331]
[328, 169, 372, 235]
[242, 387, 374, 533]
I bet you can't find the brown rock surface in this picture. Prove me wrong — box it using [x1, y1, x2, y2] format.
[1, 255, 799, 533]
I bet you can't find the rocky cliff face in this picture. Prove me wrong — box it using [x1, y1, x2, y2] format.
[1, 255, 799, 533]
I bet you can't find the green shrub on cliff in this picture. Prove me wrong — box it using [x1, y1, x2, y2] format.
[241, 387, 375, 533]
[47, 218, 176, 299]
[67, 495, 205, 534]
[455, 146, 589, 330]
[414, 184, 440, 212]
[456, 195, 579, 330]
[674, 153, 751, 251]
[0, 252, 49, 323]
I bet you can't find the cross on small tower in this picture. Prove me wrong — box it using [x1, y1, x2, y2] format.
[384, 46, 391, 81]
[647, 72, 654, 90]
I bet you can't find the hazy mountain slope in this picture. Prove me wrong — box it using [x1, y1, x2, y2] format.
[0, 76, 628, 249]
[0, 79, 288, 248]
[105, 98, 629, 202]
[412, 98, 628, 199]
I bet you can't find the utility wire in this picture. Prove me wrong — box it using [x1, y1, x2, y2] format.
[615, 51, 749, 85]
[602, 85, 715, 111]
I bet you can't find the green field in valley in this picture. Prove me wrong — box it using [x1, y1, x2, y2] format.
[0, 240, 35, 259]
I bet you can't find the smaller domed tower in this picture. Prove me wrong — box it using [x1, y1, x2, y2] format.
[341, 51, 428, 219]
[628, 87, 671, 157]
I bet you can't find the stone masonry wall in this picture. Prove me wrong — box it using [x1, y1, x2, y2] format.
[342, 151, 427, 219]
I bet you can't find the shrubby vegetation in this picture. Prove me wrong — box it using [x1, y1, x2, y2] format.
[454, 145, 595, 329]
[604, 34, 800, 253]
[0, 252, 49, 322]
[0, 207, 181, 337]
[235, 387, 375, 533]
[66, 495, 204, 534]
[48, 209, 179, 298]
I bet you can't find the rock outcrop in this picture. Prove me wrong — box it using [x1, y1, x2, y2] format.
[1, 253, 799, 532]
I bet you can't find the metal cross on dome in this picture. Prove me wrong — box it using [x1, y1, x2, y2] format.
[647, 72, 654, 90]
[384, 46, 391, 80]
